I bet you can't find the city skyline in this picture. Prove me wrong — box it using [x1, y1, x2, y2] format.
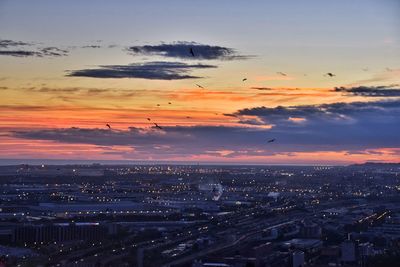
[1, 0, 400, 164]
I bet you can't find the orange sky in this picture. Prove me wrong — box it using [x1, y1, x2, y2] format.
[1, 82, 399, 164]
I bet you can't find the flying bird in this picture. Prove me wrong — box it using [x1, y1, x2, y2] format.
[362, 67, 369, 72]
[189, 47, 195, 57]
[196, 84, 204, 89]
[386, 67, 393, 72]
[106, 124, 111, 129]
[157, 104, 160, 107]
[277, 72, 287, 76]
[324, 72, 336, 77]
[147, 118, 151, 121]
[186, 116, 192, 119]
[168, 102, 172, 105]
[242, 78, 247, 82]
[153, 123, 163, 130]
[267, 138, 275, 143]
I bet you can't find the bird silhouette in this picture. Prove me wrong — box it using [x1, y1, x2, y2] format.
[106, 124, 111, 129]
[186, 116, 191, 119]
[147, 118, 151, 121]
[267, 138, 275, 143]
[242, 78, 247, 82]
[386, 67, 393, 72]
[153, 123, 163, 130]
[277, 72, 287, 76]
[168, 102, 172, 105]
[157, 104, 160, 107]
[196, 84, 204, 89]
[362, 68, 369, 72]
[190, 47, 195, 57]
[324, 72, 336, 77]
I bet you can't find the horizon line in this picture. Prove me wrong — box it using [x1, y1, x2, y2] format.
[0, 158, 394, 167]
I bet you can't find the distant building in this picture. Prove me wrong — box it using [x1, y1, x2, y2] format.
[292, 250, 305, 267]
[358, 242, 373, 257]
[253, 242, 273, 266]
[300, 221, 321, 238]
[341, 240, 356, 263]
[283, 239, 322, 253]
[369, 223, 400, 238]
[14, 222, 107, 244]
[322, 208, 348, 217]
[192, 260, 232, 267]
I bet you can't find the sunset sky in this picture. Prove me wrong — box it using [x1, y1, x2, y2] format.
[0, 0, 399, 165]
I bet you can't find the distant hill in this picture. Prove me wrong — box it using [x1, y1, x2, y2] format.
[350, 162, 400, 168]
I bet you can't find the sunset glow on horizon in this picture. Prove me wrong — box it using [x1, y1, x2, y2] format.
[1, 0, 399, 165]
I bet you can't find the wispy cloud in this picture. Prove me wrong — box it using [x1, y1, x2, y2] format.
[0, 50, 40, 57]
[348, 69, 400, 86]
[66, 61, 216, 80]
[250, 87, 273, 91]
[254, 75, 294, 81]
[0, 39, 69, 57]
[333, 85, 400, 97]
[81, 45, 102, 49]
[0, 39, 31, 48]
[39, 47, 68, 57]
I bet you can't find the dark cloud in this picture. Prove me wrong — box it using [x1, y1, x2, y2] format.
[0, 39, 68, 57]
[235, 100, 400, 123]
[39, 47, 68, 57]
[28, 87, 82, 93]
[12, 126, 273, 157]
[0, 50, 40, 57]
[127, 42, 250, 60]
[0, 39, 31, 48]
[251, 87, 273, 91]
[2, 86, 144, 99]
[66, 61, 216, 80]
[223, 113, 238, 118]
[232, 100, 400, 151]
[81, 45, 102, 49]
[334, 85, 400, 97]
[0, 47, 68, 57]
